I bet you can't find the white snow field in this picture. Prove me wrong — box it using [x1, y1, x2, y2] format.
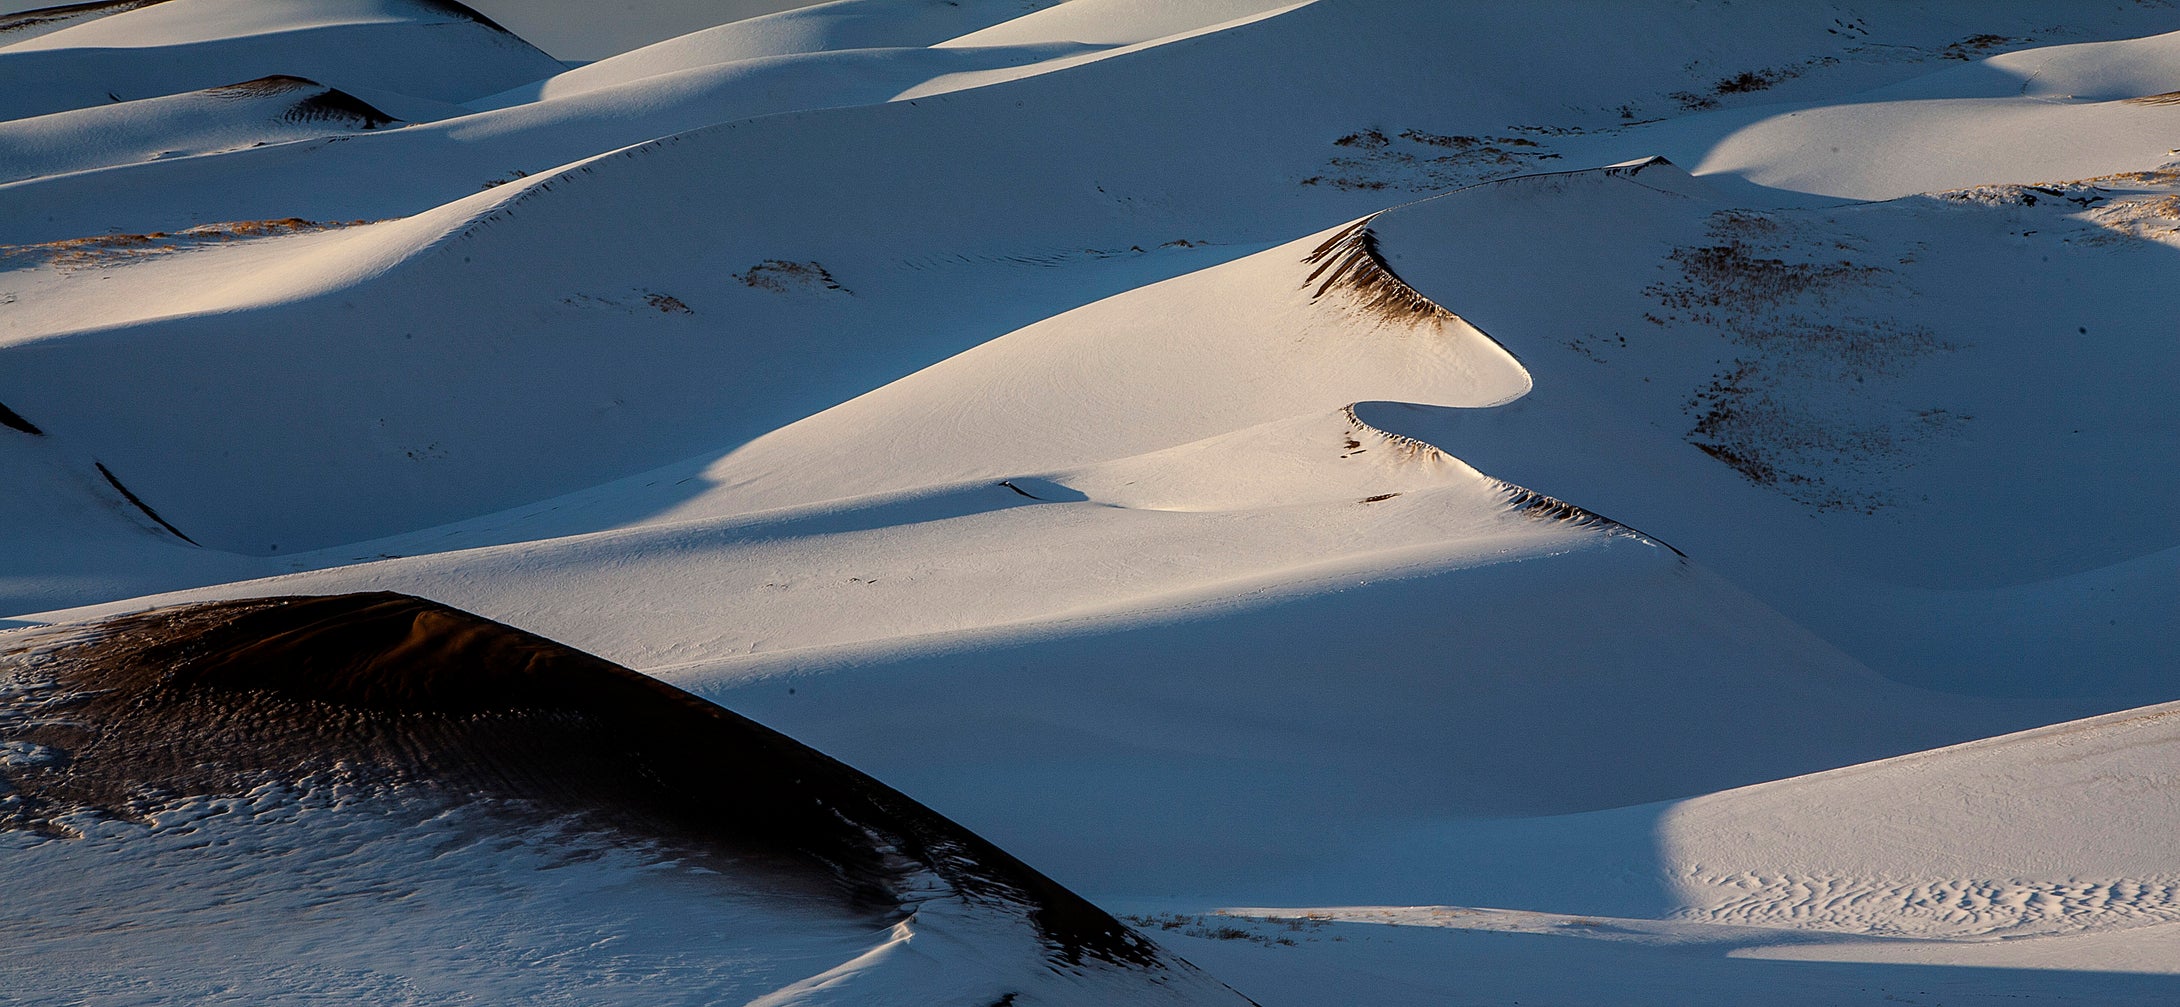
[3, 1, 2178, 1003]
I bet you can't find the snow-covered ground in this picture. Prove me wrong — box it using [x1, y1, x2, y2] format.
[3, 1, 2177, 1003]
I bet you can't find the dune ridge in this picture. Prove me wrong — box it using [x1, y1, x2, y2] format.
[0, 592, 1181, 971]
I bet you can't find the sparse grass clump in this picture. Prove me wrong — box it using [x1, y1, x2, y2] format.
[1941, 33, 2021, 60]
[1305, 127, 1559, 191]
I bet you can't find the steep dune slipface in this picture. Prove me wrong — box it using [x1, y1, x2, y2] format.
[0, 593, 1248, 1005]
[657, 214, 1535, 521]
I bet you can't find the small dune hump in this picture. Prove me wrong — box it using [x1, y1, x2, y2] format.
[204, 75, 400, 130]
[405, 0, 524, 39]
[1603, 153, 1679, 177]
[1342, 402, 1685, 555]
[0, 593, 1165, 970]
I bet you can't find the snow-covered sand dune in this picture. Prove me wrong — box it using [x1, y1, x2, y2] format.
[0, 0, 562, 122]
[1186, 698, 2180, 1002]
[1353, 157, 2180, 699]
[1, 593, 1249, 1004]
[0, 74, 397, 184]
[5, 1, 2179, 1002]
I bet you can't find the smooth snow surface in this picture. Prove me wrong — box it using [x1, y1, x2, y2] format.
[5, 0, 2178, 1003]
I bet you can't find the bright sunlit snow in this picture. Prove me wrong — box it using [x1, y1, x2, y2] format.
[3, 1, 2176, 1004]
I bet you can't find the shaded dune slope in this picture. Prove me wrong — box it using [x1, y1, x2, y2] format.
[0, 592, 1168, 971]
[405, 0, 522, 39]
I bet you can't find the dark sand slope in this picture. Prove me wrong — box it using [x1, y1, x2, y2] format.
[0, 593, 1241, 1002]
[205, 75, 400, 129]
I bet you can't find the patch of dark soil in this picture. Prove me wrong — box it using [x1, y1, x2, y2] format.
[1650, 211, 1954, 511]
[1941, 34, 2023, 61]
[643, 292, 692, 314]
[1714, 70, 1776, 94]
[1304, 128, 1559, 192]
[0, 218, 372, 270]
[0, 594, 1162, 969]
[1671, 58, 1833, 109]
[1651, 241, 1883, 313]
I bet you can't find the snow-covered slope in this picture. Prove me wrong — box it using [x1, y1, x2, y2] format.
[1199, 698, 2180, 990]
[0, 594, 1250, 1005]
[506, 0, 1069, 99]
[1351, 158, 2180, 699]
[0, 74, 395, 183]
[460, 0, 821, 61]
[6, 2, 2179, 1003]
[0, 0, 564, 121]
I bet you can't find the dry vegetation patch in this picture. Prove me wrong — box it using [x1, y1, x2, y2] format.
[561, 289, 696, 315]
[1301, 219, 1453, 325]
[1940, 33, 2024, 61]
[1646, 210, 1957, 512]
[0, 218, 374, 271]
[1668, 58, 1835, 110]
[734, 259, 850, 295]
[1302, 128, 1561, 192]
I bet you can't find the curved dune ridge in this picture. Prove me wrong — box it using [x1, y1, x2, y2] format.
[0, 592, 1171, 972]
[5, 5, 2180, 1001]
[0, 74, 400, 186]
[1335, 403, 1681, 553]
[1302, 218, 1452, 325]
[203, 75, 399, 128]
[405, 0, 521, 38]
